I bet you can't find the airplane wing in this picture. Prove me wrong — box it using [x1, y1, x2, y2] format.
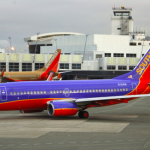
[75, 94, 150, 103]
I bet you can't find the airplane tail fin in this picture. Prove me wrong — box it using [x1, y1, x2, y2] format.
[37, 49, 61, 73]
[114, 48, 150, 81]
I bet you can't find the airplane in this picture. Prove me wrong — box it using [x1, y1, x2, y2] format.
[0, 48, 150, 118]
[0, 49, 61, 82]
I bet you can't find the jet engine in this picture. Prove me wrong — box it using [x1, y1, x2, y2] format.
[47, 101, 78, 116]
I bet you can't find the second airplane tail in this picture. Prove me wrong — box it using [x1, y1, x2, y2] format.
[37, 49, 61, 80]
[40, 49, 61, 73]
[114, 47, 150, 81]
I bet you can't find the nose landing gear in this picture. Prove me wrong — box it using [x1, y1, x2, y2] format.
[78, 111, 89, 118]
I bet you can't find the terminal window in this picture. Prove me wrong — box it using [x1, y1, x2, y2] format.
[105, 53, 111, 57]
[60, 63, 69, 69]
[22, 63, 32, 71]
[72, 64, 81, 69]
[107, 65, 116, 70]
[113, 53, 124, 57]
[0, 62, 6, 72]
[129, 66, 135, 70]
[130, 42, 136, 46]
[126, 54, 136, 57]
[118, 66, 127, 70]
[35, 63, 45, 70]
[9, 63, 19, 71]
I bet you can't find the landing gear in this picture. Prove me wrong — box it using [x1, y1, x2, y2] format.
[78, 111, 89, 118]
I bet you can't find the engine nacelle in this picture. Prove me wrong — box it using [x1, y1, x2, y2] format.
[47, 101, 78, 116]
[19, 110, 44, 113]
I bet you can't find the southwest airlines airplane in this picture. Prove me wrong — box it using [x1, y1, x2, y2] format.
[0, 48, 150, 118]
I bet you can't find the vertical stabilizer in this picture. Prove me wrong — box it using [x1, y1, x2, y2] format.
[37, 49, 61, 72]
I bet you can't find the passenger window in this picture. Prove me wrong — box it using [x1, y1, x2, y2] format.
[31, 91, 33, 94]
[34, 91, 36, 94]
[50, 91, 53, 94]
[86, 90, 88, 93]
[83, 90, 85, 93]
[63, 90, 65, 93]
[108, 89, 110, 92]
[90, 90, 92, 93]
[10, 92, 12, 95]
[74, 90, 76, 93]
[21, 92, 23, 95]
[96, 89, 98, 92]
[105, 89, 107, 92]
[102, 89, 104, 92]
[53, 91, 56, 94]
[117, 89, 119, 92]
[44, 91, 46, 94]
[93, 89, 95, 92]
[114, 89, 116, 92]
[24, 91, 26, 94]
[17, 92, 19, 95]
[27, 91, 29, 94]
[80, 90, 82, 93]
[14, 92, 16, 95]
[41, 91, 43, 94]
[126, 88, 128, 91]
[123, 88, 125, 91]
[60, 90, 62, 93]
[57, 90, 59, 93]
[111, 89, 113, 92]
[120, 89, 122, 91]
[37, 91, 39, 94]
[99, 89, 101, 92]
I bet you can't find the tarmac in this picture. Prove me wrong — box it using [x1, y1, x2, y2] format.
[0, 96, 150, 150]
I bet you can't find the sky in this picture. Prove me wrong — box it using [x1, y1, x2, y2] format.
[0, 0, 150, 53]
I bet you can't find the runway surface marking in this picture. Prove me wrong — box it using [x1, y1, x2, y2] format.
[0, 114, 130, 138]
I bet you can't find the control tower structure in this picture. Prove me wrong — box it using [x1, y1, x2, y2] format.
[111, 6, 134, 35]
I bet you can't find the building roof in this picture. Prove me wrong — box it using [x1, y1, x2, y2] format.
[24, 32, 85, 42]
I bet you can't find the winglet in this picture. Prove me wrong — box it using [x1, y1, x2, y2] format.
[47, 72, 54, 81]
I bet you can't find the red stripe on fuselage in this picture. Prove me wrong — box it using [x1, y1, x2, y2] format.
[0, 98, 65, 111]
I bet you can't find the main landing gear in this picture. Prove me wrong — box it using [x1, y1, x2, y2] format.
[78, 111, 89, 118]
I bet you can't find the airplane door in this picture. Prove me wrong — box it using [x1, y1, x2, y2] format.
[131, 83, 137, 95]
[0, 86, 7, 101]
[64, 88, 70, 97]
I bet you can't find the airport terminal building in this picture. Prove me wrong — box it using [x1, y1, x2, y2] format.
[1, 6, 150, 79]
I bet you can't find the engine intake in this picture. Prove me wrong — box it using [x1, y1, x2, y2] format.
[47, 101, 78, 116]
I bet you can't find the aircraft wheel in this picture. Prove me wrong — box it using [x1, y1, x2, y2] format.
[82, 111, 89, 118]
[78, 111, 89, 118]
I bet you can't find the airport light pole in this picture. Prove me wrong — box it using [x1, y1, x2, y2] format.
[6, 46, 9, 53]
[54, 39, 57, 50]
[140, 38, 145, 60]
[82, 34, 89, 64]
[8, 37, 11, 53]
[35, 32, 40, 54]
